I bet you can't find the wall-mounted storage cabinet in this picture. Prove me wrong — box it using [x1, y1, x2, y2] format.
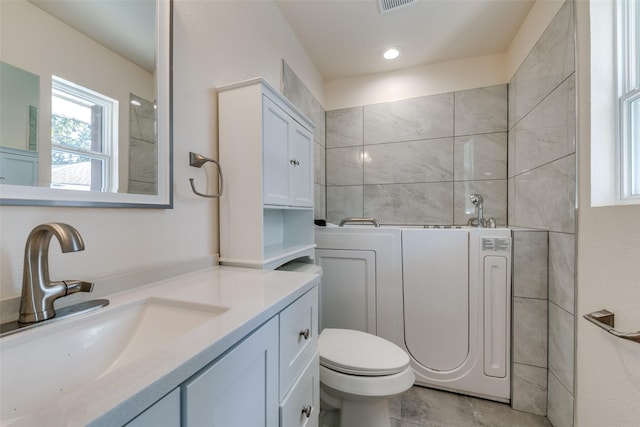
[0, 147, 38, 186]
[219, 78, 315, 269]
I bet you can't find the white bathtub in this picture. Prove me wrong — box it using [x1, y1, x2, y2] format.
[314, 225, 512, 402]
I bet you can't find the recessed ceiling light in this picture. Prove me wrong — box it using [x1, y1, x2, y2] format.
[382, 47, 401, 60]
[131, 99, 142, 106]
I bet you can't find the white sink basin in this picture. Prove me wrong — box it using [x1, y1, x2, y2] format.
[0, 297, 228, 424]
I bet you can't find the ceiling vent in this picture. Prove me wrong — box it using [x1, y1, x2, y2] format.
[377, 0, 416, 14]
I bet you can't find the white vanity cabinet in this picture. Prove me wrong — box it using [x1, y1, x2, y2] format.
[218, 78, 315, 270]
[180, 286, 319, 427]
[182, 317, 279, 427]
[279, 287, 320, 427]
[125, 389, 181, 427]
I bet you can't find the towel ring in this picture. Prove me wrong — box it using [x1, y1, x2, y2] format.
[189, 152, 224, 198]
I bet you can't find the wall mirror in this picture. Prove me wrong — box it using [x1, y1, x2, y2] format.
[0, 0, 172, 208]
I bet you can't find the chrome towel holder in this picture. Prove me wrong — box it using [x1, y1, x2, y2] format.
[189, 152, 224, 198]
[584, 309, 640, 344]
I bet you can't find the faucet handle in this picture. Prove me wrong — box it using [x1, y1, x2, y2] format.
[64, 280, 94, 295]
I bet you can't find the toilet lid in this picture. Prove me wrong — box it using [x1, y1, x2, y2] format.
[318, 328, 410, 376]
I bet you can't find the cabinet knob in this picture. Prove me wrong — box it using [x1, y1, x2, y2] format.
[290, 159, 300, 166]
[299, 328, 310, 340]
[301, 405, 313, 418]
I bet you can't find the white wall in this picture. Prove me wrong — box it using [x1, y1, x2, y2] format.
[0, 0, 322, 300]
[323, 0, 564, 111]
[324, 53, 508, 110]
[575, 1, 640, 425]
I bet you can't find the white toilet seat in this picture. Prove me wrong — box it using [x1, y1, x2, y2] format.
[319, 328, 410, 376]
[320, 364, 415, 399]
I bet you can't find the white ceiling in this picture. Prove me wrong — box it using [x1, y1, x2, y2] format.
[29, 0, 156, 72]
[275, 0, 535, 81]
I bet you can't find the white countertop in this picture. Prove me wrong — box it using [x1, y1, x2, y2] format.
[1, 265, 319, 427]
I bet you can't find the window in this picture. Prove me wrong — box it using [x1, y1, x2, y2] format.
[617, 0, 640, 201]
[51, 76, 118, 191]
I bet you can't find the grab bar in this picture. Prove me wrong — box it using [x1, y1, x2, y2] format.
[583, 309, 640, 344]
[339, 217, 380, 227]
[189, 152, 224, 198]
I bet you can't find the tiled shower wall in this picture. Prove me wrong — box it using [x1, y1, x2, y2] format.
[282, 1, 575, 425]
[508, 1, 576, 426]
[324, 86, 508, 226]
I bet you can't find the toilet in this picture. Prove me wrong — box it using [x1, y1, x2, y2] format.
[318, 328, 415, 427]
[277, 260, 414, 427]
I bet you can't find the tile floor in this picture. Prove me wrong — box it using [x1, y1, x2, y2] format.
[320, 385, 551, 427]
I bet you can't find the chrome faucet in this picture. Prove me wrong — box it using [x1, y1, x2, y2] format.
[469, 193, 486, 228]
[18, 223, 93, 324]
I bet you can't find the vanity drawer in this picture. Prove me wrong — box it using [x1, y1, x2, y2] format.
[279, 287, 318, 399]
[279, 352, 319, 427]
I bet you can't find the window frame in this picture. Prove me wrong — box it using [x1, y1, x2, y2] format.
[616, 0, 640, 202]
[50, 76, 119, 192]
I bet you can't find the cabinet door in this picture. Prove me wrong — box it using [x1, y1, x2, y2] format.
[126, 388, 180, 427]
[263, 96, 292, 206]
[182, 318, 279, 427]
[0, 149, 38, 186]
[289, 123, 313, 207]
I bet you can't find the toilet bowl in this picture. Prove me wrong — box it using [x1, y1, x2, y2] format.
[318, 328, 415, 427]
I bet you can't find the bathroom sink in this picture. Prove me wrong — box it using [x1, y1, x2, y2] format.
[0, 297, 228, 424]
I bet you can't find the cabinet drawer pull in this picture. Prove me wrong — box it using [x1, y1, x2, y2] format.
[299, 328, 310, 340]
[290, 159, 300, 166]
[301, 405, 313, 418]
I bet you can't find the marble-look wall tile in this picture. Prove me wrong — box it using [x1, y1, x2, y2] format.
[508, 177, 515, 226]
[315, 183, 326, 220]
[453, 180, 507, 226]
[513, 155, 576, 233]
[327, 186, 363, 224]
[129, 139, 157, 183]
[282, 61, 325, 146]
[326, 147, 363, 186]
[512, 363, 548, 415]
[364, 183, 453, 225]
[548, 302, 574, 393]
[326, 107, 363, 148]
[547, 371, 574, 427]
[454, 133, 507, 181]
[514, 0, 575, 123]
[513, 231, 548, 299]
[454, 85, 508, 136]
[513, 297, 548, 368]
[508, 128, 517, 179]
[508, 81, 516, 131]
[514, 75, 576, 175]
[314, 141, 326, 186]
[364, 138, 453, 184]
[130, 94, 156, 143]
[364, 93, 454, 144]
[549, 232, 575, 314]
[128, 181, 156, 195]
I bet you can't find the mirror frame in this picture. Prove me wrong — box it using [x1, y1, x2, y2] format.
[0, 0, 173, 208]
